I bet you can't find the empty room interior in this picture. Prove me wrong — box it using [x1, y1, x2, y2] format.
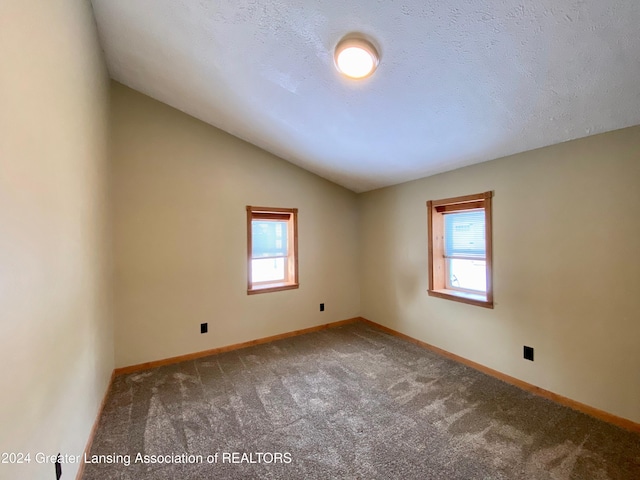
[2, 1, 640, 479]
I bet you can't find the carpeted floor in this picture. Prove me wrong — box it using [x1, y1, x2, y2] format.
[82, 323, 640, 479]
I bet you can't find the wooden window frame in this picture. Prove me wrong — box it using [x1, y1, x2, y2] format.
[427, 192, 494, 308]
[247, 206, 299, 295]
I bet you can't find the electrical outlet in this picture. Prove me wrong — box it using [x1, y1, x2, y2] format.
[200, 323, 208, 334]
[523, 346, 534, 361]
[319, 303, 324, 312]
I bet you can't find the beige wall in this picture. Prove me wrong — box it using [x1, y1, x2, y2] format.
[0, 1, 112, 479]
[110, 83, 360, 368]
[359, 126, 640, 423]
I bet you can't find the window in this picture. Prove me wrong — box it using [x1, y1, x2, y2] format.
[427, 192, 493, 308]
[246, 206, 298, 294]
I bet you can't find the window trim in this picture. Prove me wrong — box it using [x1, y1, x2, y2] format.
[427, 192, 494, 309]
[246, 206, 299, 295]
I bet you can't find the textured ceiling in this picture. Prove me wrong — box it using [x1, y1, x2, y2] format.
[91, 0, 640, 192]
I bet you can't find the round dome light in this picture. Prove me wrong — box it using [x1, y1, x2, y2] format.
[334, 36, 379, 79]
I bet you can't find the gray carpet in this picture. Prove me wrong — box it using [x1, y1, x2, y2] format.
[83, 323, 640, 479]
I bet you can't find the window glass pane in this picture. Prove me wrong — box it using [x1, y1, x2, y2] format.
[252, 220, 288, 257]
[448, 259, 486, 292]
[251, 258, 286, 283]
[444, 211, 485, 257]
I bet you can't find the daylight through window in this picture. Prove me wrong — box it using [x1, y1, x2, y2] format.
[427, 192, 493, 308]
[247, 206, 298, 294]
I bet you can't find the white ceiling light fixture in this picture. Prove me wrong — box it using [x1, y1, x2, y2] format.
[334, 35, 380, 79]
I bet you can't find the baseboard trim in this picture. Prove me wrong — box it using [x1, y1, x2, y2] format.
[111, 316, 639, 432]
[75, 369, 116, 480]
[115, 317, 362, 376]
[361, 318, 640, 434]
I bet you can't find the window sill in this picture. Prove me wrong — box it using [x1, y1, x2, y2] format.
[428, 289, 493, 309]
[247, 282, 299, 295]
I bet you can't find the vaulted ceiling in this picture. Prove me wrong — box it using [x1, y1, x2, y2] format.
[91, 0, 640, 192]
